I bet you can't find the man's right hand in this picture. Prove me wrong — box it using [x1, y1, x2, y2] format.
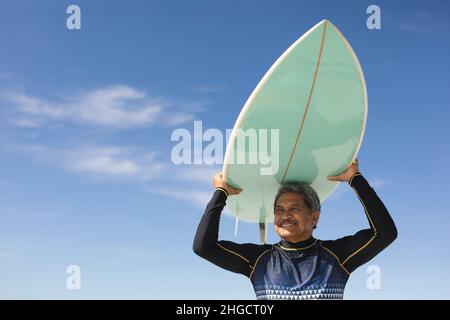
[212, 172, 242, 196]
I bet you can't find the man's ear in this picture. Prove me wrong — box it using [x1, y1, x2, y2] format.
[311, 210, 320, 228]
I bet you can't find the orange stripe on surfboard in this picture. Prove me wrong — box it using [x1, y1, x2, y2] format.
[281, 20, 328, 184]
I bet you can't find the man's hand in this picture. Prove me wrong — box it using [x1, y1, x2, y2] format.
[212, 172, 242, 196]
[327, 158, 360, 182]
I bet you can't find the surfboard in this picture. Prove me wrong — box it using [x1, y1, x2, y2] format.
[222, 20, 368, 243]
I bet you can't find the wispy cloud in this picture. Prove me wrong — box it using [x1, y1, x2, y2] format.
[164, 112, 195, 126]
[369, 178, 392, 189]
[8, 140, 222, 185]
[17, 144, 166, 181]
[2, 85, 201, 129]
[11, 118, 41, 128]
[391, 10, 450, 37]
[3, 85, 161, 128]
[161, 100, 209, 127]
[327, 177, 392, 200]
[145, 186, 212, 208]
[0, 207, 63, 219]
[68, 147, 141, 176]
[103, 245, 156, 259]
[172, 166, 220, 185]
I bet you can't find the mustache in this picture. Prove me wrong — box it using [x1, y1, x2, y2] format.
[278, 219, 297, 225]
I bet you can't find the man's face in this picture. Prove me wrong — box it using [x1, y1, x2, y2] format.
[273, 192, 320, 242]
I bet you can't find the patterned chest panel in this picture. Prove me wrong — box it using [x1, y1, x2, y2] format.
[250, 242, 349, 300]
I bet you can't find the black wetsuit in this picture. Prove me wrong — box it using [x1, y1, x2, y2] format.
[193, 172, 397, 299]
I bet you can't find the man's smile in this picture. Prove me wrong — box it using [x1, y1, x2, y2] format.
[280, 221, 297, 230]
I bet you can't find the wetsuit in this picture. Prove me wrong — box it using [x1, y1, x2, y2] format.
[193, 172, 397, 300]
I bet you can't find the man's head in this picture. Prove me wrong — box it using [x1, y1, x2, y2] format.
[273, 182, 321, 243]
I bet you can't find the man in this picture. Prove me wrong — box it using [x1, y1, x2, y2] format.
[193, 159, 397, 299]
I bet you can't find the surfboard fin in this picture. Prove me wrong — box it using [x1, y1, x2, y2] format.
[258, 206, 267, 244]
[259, 222, 266, 244]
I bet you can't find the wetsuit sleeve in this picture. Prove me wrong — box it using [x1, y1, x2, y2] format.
[193, 189, 267, 277]
[322, 173, 398, 274]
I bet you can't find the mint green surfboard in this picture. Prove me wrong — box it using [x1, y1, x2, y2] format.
[222, 20, 367, 242]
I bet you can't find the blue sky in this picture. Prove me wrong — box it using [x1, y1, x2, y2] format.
[0, 0, 449, 299]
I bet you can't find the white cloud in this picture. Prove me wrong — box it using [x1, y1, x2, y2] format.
[17, 144, 165, 181]
[145, 186, 212, 208]
[67, 147, 140, 176]
[4, 85, 162, 128]
[75, 86, 161, 127]
[2, 85, 201, 129]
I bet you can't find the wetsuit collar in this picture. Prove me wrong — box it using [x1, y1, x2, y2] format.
[278, 236, 316, 250]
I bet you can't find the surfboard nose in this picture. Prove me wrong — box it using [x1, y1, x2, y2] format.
[311, 19, 333, 31]
[319, 19, 338, 29]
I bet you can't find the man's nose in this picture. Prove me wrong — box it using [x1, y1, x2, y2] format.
[280, 210, 292, 219]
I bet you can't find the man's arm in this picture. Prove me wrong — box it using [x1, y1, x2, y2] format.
[193, 188, 268, 277]
[323, 172, 398, 274]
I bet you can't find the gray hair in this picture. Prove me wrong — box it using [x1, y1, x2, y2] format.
[273, 181, 321, 215]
